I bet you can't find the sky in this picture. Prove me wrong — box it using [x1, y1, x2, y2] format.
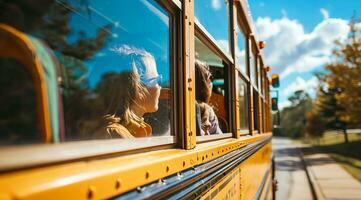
[56, 0, 360, 106]
[58, 0, 171, 88]
[248, 0, 361, 109]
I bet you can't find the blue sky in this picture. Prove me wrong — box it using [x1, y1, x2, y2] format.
[59, 0, 170, 88]
[248, 0, 361, 108]
[60, 0, 359, 107]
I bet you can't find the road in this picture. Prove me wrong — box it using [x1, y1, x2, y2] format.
[272, 137, 313, 200]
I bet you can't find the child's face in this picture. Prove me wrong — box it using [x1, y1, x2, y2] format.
[199, 103, 211, 135]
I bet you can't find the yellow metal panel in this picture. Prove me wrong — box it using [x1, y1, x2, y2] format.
[0, 134, 271, 199]
[240, 141, 272, 200]
[200, 167, 241, 200]
[182, 0, 196, 149]
[235, 98, 241, 137]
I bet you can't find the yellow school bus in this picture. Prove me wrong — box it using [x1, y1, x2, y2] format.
[0, 0, 274, 199]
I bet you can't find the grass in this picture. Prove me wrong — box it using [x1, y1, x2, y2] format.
[300, 132, 361, 182]
[305, 131, 361, 145]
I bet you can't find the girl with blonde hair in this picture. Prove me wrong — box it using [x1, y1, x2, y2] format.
[93, 49, 162, 139]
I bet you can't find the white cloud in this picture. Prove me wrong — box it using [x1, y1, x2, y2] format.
[279, 101, 291, 110]
[255, 16, 349, 79]
[283, 76, 319, 97]
[212, 0, 221, 10]
[110, 44, 152, 57]
[320, 8, 330, 19]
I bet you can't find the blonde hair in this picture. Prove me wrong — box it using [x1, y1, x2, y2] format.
[99, 68, 148, 127]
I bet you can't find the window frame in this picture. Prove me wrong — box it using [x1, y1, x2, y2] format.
[194, 34, 233, 142]
[193, 1, 235, 142]
[234, 3, 253, 137]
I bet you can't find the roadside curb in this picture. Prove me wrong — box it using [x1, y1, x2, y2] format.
[298, 147, 324, 200]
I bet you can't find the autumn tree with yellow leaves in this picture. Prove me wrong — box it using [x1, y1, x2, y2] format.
[315, 15, 361, 142]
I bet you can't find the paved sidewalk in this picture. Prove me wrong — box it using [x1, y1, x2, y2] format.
[273, 138, 313, 200]
[302, 152, 361, 200]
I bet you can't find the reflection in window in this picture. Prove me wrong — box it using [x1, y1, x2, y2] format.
[195, 0, 230, 54]
[0, 0, 172, 144]
[262, 71, 266, 96]
[258, 57, 262, 90]
[0, 58, 40, 145]
[249, 40, 257, 86]
[237, 75, 249, 131]
[195, 37, 229, 135]
[262, 102, 265, 132]
[236, 24, 246, 74]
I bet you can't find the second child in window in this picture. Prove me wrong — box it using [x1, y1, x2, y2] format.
[195, 60, 223, 135]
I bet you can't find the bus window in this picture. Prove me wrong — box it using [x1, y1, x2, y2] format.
[258, 57, 262, 91]
[249, 39, 257, 87]
[195, 0, 230, 54]
[195, 37, 229, 136]
[0, 0, 174, 144]
[237, 75, 249, 134]
[236, 23, 247, 75]
[253, 91, 260, 133]
[260, 67, 264, 96]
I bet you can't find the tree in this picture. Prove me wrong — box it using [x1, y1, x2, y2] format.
[305, 111, 325, 140]
[280, 90, 313, 138]
[317, 14, 361, 142]
[315, 73, 349, 142]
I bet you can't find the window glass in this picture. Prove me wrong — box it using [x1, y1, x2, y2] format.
[0, 0, 173, 144]
[195, 0, 230, 54]
[249, 40, 257, 86]
[258, 57, 262, 91]
[262, 101, 265, 132]
[237, 75, 249, 131]
[236, 24, 246, 75]
[253, 91, 259, 132]
[195, 37, 229, 136]
[262, 71, 266, 96]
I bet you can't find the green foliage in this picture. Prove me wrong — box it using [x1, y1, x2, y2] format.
[280, 90, 313, 138]
[315, 73, 346, 130]
[305, 111, 325, 138]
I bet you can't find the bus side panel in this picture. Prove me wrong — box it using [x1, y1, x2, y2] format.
[200, 167, 241, 200]
[198, 140, 272, 200]
[259, 172, 273, 200]
[240, 141, 272, 200]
